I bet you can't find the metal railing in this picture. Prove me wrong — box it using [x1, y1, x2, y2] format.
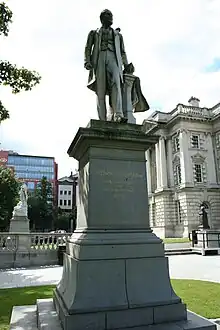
[191, 230, 220, 248]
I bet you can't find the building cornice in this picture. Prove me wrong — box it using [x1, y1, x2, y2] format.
[146, 101, 220, 130]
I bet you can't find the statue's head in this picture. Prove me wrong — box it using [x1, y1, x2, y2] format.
[100, 9, 113, 27]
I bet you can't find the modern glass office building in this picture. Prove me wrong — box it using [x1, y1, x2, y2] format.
[0, 150, 58, 203]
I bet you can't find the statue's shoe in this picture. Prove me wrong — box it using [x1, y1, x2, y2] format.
[121, 117, 128, 123]
[114, 114, 128, 123]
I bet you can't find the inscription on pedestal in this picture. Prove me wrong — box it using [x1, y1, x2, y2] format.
[90, 161, 149, 227]
[97, 170, 144, 199]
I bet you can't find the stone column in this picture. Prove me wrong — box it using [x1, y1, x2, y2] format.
[122, 73, 136, 124]
[146, 149, 152, 194]
[155, 142, 161, 189]
[167, 137, 174, 187]
[159, 136, 168, 188]
[206, 132, 217, 185]
[179, 129, 192, 185]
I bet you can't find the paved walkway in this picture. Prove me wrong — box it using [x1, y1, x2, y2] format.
[1, 254, 220, 289]
[0, 265, 63, 289]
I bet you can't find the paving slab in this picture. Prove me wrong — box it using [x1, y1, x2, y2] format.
[0, 265, 63, 289]
[9, 305, 37, 330]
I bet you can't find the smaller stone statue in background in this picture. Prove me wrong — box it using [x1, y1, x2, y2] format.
[12, 183, 28, 217]
[198, 203, 210, 230]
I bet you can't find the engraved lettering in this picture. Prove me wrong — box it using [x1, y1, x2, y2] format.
[97, 169, 145, 195]
[97, 170, 113, 177]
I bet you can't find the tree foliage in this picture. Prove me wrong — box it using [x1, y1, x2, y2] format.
[28, 176, 54, 231]
[54, 211, 71, 232]
[0, 166, 20, 229]
[0, 2, 12, 37]
[0, 2, 41, 122]
[54, 208, 77, 232]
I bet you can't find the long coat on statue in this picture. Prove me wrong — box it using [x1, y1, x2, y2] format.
[84, 27, 150, 113]
[84, 27, 128, 94]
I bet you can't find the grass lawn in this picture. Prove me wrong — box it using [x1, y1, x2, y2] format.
[0, 285, 54, 330]
[0, 279, 219, 329]
[163, 237, 190, 244]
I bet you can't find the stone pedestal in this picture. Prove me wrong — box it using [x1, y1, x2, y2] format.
[9, 215, 31, 264]
[52, 120, 215, 330]
[9, 215, 30, 233]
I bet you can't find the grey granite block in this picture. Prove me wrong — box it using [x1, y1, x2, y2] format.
[175, 310, 217, 329]
[37, 298, 62, 330]
[106, 307, 153, 329]
[153, 302, 187, 324]
[9, 305, 38, 330]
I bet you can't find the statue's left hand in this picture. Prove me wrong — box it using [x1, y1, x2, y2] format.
[84, 62, 93, 70]
[124, 63, 134, 74]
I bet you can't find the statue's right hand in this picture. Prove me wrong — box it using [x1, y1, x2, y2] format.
[85, 62, 93, 70]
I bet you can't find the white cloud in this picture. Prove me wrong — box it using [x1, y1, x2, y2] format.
[0, 0, 220, 176]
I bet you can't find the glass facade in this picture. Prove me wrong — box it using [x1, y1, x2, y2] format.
[27, 181, 35, 190]
[7, 155, 55, 181]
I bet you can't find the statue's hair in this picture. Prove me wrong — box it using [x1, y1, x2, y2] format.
[100, 9, 112, 22]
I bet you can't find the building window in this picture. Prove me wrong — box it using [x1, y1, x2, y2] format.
[64, 200, 67, 206]
[175, 164, 181, 185]
[64, 191, 67, 195]
[27, 181, 35, 190]
[60, 190, 63, 195]
[191, 135, 199, 149]
[216, 133, 220, 149]
[68, 191, 71, 195]
[60, 200, 63, 206]
[194, 164, 202, 183]
[173, 156, 181, 186]
[68, 200, 71, 206]
[173, 135, 180, 153]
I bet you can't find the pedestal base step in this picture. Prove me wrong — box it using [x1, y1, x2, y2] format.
[165, 248, 197, 256]
[9, 299, 217, 330]
[9, 305, 38, 330]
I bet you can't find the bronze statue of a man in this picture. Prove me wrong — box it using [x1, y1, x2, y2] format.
[84, 9, 128, 122]
[198, 204, 210, 230]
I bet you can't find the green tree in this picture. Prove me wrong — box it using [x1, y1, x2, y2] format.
[0, 2, 41, 122]
[28, 176, 54, 231]
[27, 195, 41, 231]
[54, 211, 71, 232]
[0, 166, 20, 230]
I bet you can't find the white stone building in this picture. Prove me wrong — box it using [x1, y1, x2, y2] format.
[144, 97, 220, 238]
[58, 172, 78, 212]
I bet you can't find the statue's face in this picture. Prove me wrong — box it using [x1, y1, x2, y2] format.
[101, 11, 113, 27]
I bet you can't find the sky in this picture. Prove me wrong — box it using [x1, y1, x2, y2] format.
[0, 0, 220, 177]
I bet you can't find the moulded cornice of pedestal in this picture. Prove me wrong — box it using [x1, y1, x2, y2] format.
[68, 120, 160, 160]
